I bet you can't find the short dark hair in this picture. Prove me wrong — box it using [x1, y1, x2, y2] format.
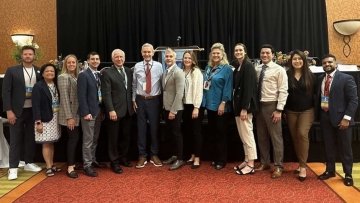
[321, 53, 336, 61]
[87, 51, 100, 59]
[21, 45, 35, 54]
[260, 44, 275, 54]
[40, 63, 58, 84]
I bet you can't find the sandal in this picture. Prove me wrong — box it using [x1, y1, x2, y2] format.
[233, 161, 248, 171]
[51, 165, 62, 172]
[236, 165, 255, 175]
[45, 168, 55, 177]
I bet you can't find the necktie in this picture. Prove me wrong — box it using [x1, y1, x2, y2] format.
[322, 75, 332, 112]
[94, 72, 101, 87]
[145, 63, 151, 94]
[257, 64, 267, 102]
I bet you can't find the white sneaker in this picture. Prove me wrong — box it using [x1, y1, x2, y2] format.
[18, 161, 26, 167]
[8, 168, 18, 180]
[24, 163, 42, 172]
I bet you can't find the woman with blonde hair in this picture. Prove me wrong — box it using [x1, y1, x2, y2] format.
[202, 43, 233, 170]
[58, 54, 80, 178]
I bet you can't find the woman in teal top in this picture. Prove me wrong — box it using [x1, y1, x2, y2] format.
[202, 42, 233, 170]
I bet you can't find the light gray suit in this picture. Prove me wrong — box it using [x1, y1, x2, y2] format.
[162, 64, 185, 160]
[162, 65, 185, 113]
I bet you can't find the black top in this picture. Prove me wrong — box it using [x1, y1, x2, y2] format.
[285, 73, 315, 112]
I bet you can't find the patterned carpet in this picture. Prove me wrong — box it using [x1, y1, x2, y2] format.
[336, 162, 360, 190]
[2, 162, 342, 202]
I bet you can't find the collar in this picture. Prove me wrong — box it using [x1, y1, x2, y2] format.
[166, 64, 176, 72]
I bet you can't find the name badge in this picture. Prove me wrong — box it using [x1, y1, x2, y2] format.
[203, 81, 211, 90]
[321, 96, 329, 109]
[25, 86, 33, 98]
[98, 89, 102, 103]
[52, 101, 59, 113]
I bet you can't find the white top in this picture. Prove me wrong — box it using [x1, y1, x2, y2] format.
[183, 68, 203, 108]
[23, 67, 36, 108]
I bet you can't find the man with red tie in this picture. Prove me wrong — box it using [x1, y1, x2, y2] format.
[132, 43, 164, 168]
[317, 54, 358, 186]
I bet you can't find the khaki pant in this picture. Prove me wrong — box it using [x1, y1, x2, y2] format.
[235, 113, 257, 160]
[286, 108, 314, 167]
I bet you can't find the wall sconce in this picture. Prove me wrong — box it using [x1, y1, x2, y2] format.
[333, 19, 360, 57]
[11, 34, 34, 46]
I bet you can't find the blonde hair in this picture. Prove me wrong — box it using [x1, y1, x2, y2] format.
[208, 42, 229, 67]
[62, 54, 79, 77]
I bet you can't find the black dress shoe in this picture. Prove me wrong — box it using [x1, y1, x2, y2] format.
[84, 166, 98, 177]
[318, 171, 335, 180]
[169, 160, 185, 171]
[210, 161, 216, 166]
[119, 160, 133, 167]
[344, 175, 353, 186]
[111, 164, 123, 174]
[215, 163, 225, 170]
[186, 160, 194, 165]
[66, 170, 79, 179]
[92, 162, 106, 168]
[163, 156, 177, 165]
[298, 176, 306, 182]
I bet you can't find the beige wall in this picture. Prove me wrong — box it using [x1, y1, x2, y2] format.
[0, 0, 57, 73]
[326, 0, 360, 65]
[0, 0, 358, 73]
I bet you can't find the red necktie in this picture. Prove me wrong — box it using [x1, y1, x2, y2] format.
[145, 63, 151, 94]
[322, 75, 332, 112]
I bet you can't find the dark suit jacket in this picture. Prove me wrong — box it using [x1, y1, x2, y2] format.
[32, 80, 55, 122]
[77, 68, 101, 117]
[101, 65, 134, 118]
[2, 65, 40, 117]
[316, 70, 358, 126]
[233, 60, 258, 115]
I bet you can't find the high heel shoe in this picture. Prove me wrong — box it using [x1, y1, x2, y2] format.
[236, 165, 255, 175]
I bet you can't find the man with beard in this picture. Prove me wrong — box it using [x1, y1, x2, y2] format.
[3, 45, 42, 180]
[317, 54, 358, 186]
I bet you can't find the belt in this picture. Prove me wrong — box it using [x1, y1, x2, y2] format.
[137, 95, 160, 100]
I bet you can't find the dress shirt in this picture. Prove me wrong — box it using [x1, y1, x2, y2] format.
[255, 61, 288, 110]
[321, 69, 351, 120]
[201, 64, 233, 112]
[132, 60, 163, 101]
[183, 68, 203, 108]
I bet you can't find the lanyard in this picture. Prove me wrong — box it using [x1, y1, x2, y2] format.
[48, 84, 58, 97]
[205, 66, 221, 81]
[23, 67, 34, 85]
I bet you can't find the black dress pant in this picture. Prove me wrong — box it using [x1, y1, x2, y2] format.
[9, 108, 36, 168]
[65, 126, 80, 166]
[320, 111, 353, 175]
[164, 110, 183, 159]
[107, 113, 132, 163]
[207, 109, 229, 164]
[183, 104, 203, 157]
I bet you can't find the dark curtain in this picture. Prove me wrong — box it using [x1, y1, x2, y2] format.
[57, 0, 328, 65]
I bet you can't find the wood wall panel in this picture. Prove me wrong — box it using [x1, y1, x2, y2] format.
[0, 0, 57, 73]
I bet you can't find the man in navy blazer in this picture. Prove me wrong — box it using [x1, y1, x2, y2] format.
[77, 51, 103, 177]
[2, 46, 42, 180]
[317, 54, 358, 186]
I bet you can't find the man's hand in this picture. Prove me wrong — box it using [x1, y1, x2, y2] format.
[6, 110, 16, 125]
[109, 111, 117, 121]
[132, 101, 138, 113]
[338, 119, 350, 130]
[83, 114, 93, 121]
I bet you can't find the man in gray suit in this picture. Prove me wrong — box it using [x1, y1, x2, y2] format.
[101, 49, 134, 174]
[161, 48, 186, 170]
[2, 45, 42, 180]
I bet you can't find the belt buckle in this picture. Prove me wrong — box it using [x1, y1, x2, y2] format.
[144, 95, 151, 100]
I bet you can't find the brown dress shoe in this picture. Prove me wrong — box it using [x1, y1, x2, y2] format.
[255, 164, 270, 171]
[271, 167, 283, 179]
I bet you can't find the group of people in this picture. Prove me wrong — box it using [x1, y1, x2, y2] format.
[2, 42, 357, 187]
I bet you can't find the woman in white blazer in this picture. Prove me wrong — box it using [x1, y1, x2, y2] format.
[182, 51, 204, 169]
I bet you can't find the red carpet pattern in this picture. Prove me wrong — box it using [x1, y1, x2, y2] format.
[15, 162, 342, 202]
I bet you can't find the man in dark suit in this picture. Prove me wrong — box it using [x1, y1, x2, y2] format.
[317, 54, 358, 186]
[2, 45, 42, 180]
[101, 49, 134, 173]
[78, 51, 103, 177]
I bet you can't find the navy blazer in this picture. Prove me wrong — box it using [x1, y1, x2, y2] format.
[233, 60, 258, 114]
[77, 68, 101, 117]
[316, 70, 358, 126]
[32, 80, 55, 122]
[101, 65, 134, 118]
[2, 65, 40, 117]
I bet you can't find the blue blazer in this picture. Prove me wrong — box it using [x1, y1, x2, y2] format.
[32, 80, 55, 122]
[2, 65, 40, 117]
[77, 68, 101, 117]
[316, 70, 358, 126]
